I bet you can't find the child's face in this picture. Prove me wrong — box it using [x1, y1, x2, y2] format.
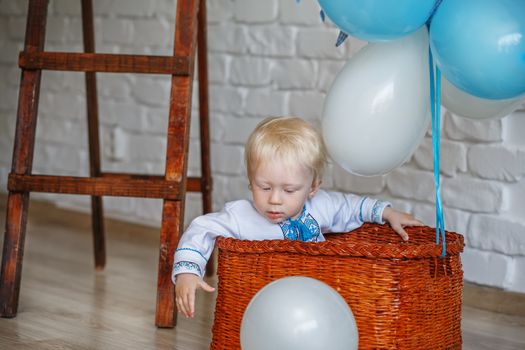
[249, 158, 320, 224]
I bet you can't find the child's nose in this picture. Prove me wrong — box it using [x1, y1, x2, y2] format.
[269, 189, 282, 204]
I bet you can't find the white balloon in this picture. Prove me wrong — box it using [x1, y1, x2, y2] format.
[322, 27, 431, 176]
[240, 276, 358, 350]
[441, 76, 524, 120]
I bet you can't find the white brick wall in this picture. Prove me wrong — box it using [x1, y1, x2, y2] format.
[1, 0, 524, 293]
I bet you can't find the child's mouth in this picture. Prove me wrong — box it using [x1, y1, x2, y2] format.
[266, 211, 283, 220]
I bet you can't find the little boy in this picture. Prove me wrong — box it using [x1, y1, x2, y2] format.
[173, 117, 422, 317]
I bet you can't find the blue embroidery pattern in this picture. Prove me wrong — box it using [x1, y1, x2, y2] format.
[359, 196, 368, 222]
[279, 207, 320, 242]
[173, 261, 202, 275]
[372, 200, 390, 223]
[176, 247, 208, 262]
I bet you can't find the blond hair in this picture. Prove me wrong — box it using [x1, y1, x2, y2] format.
[245, 117, 327, 183]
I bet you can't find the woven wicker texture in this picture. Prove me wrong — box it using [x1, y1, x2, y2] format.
[210, 224, 464, 350]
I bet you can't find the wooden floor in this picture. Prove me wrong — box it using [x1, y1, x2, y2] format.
[0, 199, 524, 350]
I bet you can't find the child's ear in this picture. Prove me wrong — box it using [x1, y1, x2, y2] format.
[309, 179, 321, 198]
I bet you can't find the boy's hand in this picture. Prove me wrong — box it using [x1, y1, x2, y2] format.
[175, 273, 215, 318]
[382, 207, 424, 241]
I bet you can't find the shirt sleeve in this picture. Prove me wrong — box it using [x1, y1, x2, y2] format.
[172, 202, 241, 283]
[316, 190, 391, 233]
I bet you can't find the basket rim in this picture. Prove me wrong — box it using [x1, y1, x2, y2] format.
[216, 224, 464, 259]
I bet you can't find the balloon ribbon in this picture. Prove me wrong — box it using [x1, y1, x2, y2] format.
[429, 48, 446, 257]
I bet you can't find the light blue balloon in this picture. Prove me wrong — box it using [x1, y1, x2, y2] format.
[430, 0, 525, 100]
[318, 0, 437, 42]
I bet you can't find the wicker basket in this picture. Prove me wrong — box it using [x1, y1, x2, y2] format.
[210, 224, 464, 350]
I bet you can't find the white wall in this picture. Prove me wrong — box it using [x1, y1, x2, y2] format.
[1, 0, 524, 293]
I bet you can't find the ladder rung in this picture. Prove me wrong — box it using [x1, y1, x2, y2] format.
[100, 172, 205, 192]
[19, 52, 191, 75]
[186, 177, 205, 192]
[8, 174, 183, 200]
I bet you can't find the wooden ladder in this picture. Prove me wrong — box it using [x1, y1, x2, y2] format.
[0, 0, 212, 328]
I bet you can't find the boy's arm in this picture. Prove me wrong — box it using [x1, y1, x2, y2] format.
[172, 203, 241, 317]
[319, 190, 392, 232]
[318, 190, 422, 239]
[382, 207, 424, 241]
[175, 273, 215, 318]
[172, 204, 241, 283]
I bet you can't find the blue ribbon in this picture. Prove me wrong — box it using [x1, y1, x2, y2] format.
[429, 48, 446, 257]
[335, 31, 348, 47]
[427, 0, 444, 26]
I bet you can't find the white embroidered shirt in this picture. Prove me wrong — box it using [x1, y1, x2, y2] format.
[172, 189, 390, 282]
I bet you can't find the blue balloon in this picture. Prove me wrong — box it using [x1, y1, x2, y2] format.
[318, 0, 437, 42]
[430, 0, 525, 100]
